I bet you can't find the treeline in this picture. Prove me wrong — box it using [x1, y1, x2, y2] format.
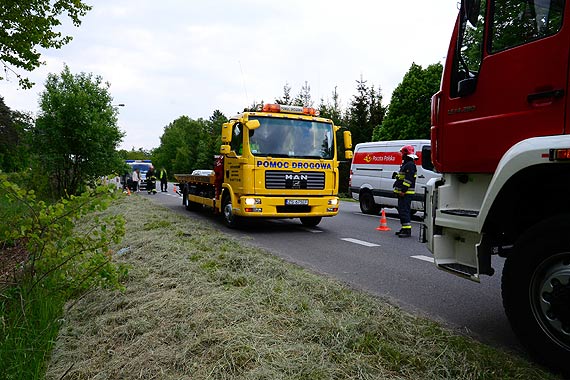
[0, 62, 442, 193]
[149, 62, 443, 176]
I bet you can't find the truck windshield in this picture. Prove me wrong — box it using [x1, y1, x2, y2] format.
[248, 116, 334, 159]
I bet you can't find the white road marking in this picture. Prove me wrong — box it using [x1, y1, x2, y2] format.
[357, 212, 384, 218]
[411, 255, 434, 263]
[301, 228, 323, 233]
[341, 238, 380, 247]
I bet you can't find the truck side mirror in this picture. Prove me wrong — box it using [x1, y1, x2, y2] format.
[343, 130, 353, 160]
[462, 0, 481, 26]
[457, 77, 477, 97]
[221, 122, 233, 143]
[343, 130, 352, 149]
[245, 119, 260, 130]
[220, 145, 231, 155]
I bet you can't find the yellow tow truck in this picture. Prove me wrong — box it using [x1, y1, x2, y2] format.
[175, 103, 353, 228]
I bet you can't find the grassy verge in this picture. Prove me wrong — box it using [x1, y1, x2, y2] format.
[45, 196, 558, 379]
[0, 286, 66, 379]
[1, 195, 60, 380]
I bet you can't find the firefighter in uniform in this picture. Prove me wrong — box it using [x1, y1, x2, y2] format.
[392, 145, 418, 238]
[146, 166, 157, 194]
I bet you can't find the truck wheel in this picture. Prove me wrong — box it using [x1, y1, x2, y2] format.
[300, 216, 322, 227]
[502, 215, 570, 375]
[182, 184, 189, 208]
[222, 194, 241, 228]
[359, 191, 380, 215]
[183, 184, 201, 211]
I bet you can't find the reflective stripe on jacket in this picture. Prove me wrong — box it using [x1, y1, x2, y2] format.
[393, 159, 417, 195]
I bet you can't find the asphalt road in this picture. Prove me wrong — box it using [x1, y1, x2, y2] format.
[140, 186, 524, 356]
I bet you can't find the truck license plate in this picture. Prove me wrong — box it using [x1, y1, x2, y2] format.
[285, 199, 309, 206]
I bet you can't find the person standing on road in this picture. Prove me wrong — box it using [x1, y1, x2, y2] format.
[131, 168, 140, 192]
[146, 166, 157, 194]
[159, 167, 168, 192]
[392, 145, 418, 238]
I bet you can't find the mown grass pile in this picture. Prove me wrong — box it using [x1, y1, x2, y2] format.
[46, 196, 558, 379]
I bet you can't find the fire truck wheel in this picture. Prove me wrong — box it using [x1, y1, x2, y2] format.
[502, 215, 570, 375]
[222, 194, 241, 228]
[359, 191, 380, 215]
[300, 216, 322, 227]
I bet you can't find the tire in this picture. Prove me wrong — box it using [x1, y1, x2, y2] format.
[359, 191, 380, 215]
[502, 215, 570, 375]
[182, 184, 189, 208]
[300, 216, 322, 227]
[183, 184, 201, 211]
[222, 193, 241, 228]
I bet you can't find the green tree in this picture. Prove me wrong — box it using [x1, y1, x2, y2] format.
[275, 82, 292, 105]
[197, 110, 227, 168]
[0, 0, 91, 88]
[118, 148, 152, 161]
[153, 116, 209, 176]
[346, 77, 372, 145]
[294, 81, 313, 107]
[373, 62, 442, 141]
[368, 85, 386, 136]
[318, 86, 343, 126]
[34, 65, 125, 197]
[0, 97, 33, 172]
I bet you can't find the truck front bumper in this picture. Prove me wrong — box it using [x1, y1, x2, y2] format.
[233, 196, 340, 218]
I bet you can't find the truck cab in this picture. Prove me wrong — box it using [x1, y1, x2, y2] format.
[425, 0, 570, 373]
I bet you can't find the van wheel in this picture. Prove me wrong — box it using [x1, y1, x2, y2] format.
[300, 217, 322, 227]
[502, 215, 570, 375]
[359, 192, 380, 215]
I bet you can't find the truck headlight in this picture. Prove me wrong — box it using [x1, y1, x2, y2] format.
[328, 198, 339, 206]
[244, 198, 261, 206]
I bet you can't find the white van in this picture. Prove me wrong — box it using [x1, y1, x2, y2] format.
[349, 140, 440, 215]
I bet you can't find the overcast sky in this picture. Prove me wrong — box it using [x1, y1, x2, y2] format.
[1, 1, 459, 151]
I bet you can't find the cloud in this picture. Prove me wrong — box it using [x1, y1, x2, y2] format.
[1, 1, 457, 150]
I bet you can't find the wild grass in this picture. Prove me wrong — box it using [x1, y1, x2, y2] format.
[45, 196, 559, 380]
[0, 285, 66, 380]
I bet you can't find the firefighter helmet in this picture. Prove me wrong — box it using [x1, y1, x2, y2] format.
[400, 145, 415, 155]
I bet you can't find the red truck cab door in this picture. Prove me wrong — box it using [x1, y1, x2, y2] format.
[433, 0, 569, 173]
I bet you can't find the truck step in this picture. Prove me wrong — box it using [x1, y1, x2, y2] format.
[440, 209, 479, 217]
[438, 262, 478, 279]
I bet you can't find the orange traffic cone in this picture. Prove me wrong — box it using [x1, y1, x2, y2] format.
[173, 185, 177, 194]
[126, 187, 131, 196]
[376, 209, 391, 231]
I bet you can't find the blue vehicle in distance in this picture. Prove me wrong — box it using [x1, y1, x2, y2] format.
[123, 160, 152, 191]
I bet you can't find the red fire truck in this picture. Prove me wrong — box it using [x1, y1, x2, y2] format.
[423, 0, 570, 373]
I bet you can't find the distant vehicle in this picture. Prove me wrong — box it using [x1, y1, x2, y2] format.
[123, 160, 152, 190]
[349, 139, 439, 215]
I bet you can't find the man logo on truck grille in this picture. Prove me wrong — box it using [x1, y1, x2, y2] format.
[285, 174, 308, 181]
[285, 174, 307, 189]
[265, 171, 325, 190]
